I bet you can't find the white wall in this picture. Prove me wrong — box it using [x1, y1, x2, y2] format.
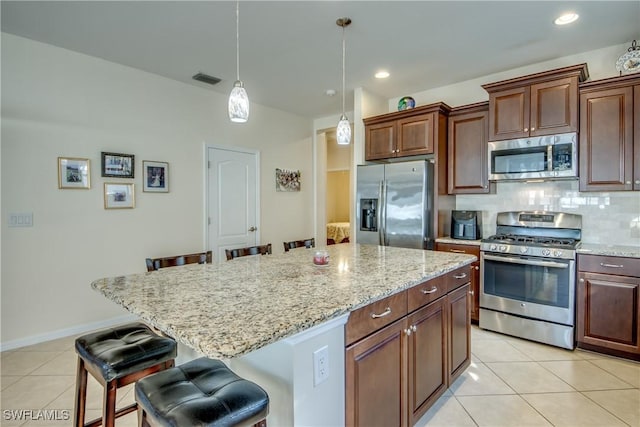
[1, 34, 313, 347]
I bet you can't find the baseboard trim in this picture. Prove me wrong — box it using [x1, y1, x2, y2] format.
[0, 314, 138, 352]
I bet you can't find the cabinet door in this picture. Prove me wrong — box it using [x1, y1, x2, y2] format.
[579, 86, 634, 191]
[397, 113, 434, 156]
[577, 272, 640, 355]
[488, 87, 530, 141]
[470, 262, 480, 322]
[634, 85, 640, 191]
[530, 76, 578, 136]
[407, 297, 447, 426]
[448, 110, 490, 194]
[346, 318, 408, 427]
[366, 121, 396, 161]
[448, 284, 471, 384]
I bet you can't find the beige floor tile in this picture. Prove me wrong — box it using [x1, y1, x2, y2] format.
[471, 339, 532, 363]
[583, 389, 640, 427]
[449, 360, 515, 396]
[0, 375, 75, 412]
[1, 375, 23, 390]
[505, 338, 584, 362]
[1, 351, 63, 376]
[30, 351, 77, 376]
[522, 392, 627, 426]
[471, 326, 507, 341]
[77, 409, 138, 427]
[486, 362, 575, 394]
[589, 357, 640, 388]
[415, 393, 476, 427]
[457, 394, 552, 426]
[16, 335, 77, 353]
[539, 360, 636, 391]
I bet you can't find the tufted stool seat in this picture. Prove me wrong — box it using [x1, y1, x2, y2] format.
[74, 322, 177, 427]
[135, 357, 269, 427]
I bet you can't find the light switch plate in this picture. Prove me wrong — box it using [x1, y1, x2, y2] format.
[8, 212, 33, 227]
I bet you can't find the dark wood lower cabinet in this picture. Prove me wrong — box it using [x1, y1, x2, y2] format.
[345, 318, 407, 427]
[448, 284, 471, 384]
[345, 267, 472, 426]
[576, 254, 640, 361]
[407, 298, 447, 426]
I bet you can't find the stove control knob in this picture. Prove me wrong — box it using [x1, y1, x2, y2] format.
[499, 245, 508, 252]
[553, 250, 563, 257]
[541, 249, 551, 256]
[520, 246, 528, 254]
[490, 244, 497, 251]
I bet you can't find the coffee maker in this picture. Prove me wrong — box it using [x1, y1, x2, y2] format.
[451, 210, 482, 240]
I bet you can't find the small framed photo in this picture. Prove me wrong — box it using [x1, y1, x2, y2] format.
[58, 157, 91, 189]
[142, 160, 169, 192]
[104, 183, 135, 209]
[101, 152, 134, 178]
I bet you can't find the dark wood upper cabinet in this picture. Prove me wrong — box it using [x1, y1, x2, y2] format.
[447, 102, 494, 194]
[579, 74, 639, 192]
[364, 103, 450, 161]
[482, 64, 588, 141]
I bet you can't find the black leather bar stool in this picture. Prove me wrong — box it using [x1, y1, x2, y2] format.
[73, 322, 177, 427]
[135, 357, 269, 426]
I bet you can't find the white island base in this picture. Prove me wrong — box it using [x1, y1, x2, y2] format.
[228, 314, 349, 426]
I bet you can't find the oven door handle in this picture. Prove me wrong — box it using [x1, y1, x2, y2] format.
[483, 254, 568, 269]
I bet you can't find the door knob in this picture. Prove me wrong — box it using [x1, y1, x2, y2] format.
[248, 226, 257, 232]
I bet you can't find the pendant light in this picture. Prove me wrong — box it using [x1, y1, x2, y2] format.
[228, 1, 249, 123]
[336, 17, 352, 145]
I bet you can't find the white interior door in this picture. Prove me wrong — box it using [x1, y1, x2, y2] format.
[207, 146, 259, 262]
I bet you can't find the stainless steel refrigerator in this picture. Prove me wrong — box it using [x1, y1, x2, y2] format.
[356, 160, 434, 249]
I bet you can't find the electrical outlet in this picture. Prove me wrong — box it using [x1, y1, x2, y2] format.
[313, 345, 329, 386]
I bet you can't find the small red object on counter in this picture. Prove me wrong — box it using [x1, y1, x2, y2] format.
[313, 250, 330, 266]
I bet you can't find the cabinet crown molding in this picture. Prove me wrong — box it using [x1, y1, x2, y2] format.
[579, 74, 640, 92]
[482, 63, 589, 92]
[363, 101, 451, 125]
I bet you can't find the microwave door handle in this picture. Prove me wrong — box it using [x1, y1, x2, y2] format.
[547, 145, 553, 172]
[483, 254, 568, 269]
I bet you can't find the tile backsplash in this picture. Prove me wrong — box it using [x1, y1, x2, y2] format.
[455, 180, 640, 246]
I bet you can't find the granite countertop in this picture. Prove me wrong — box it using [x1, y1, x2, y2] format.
[92, 244, 475, 359]
[577, 243, 640, 259]
[436, 237, 482, 246]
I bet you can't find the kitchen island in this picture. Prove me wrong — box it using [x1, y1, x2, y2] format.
[92, 243, 475, 426]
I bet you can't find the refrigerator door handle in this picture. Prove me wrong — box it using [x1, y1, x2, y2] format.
[378, 180, 385, 245]
[381, 180, 389, 246]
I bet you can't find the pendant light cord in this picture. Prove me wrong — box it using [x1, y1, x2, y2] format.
[236, 1, 240, 81]
[341, 23, 346, 115]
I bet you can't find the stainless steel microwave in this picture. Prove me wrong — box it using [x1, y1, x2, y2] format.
[488, 132, 578, 181]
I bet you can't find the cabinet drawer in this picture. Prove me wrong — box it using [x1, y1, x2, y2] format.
[578, 254, 640, 277]
[346, 291, 407, 345]
[446, 266, 472, 292]
[436, 243, 480, 257]
[408, 276, 447, 313]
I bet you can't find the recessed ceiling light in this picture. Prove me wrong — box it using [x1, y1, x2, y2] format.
[375, 70, 390, 79]
[554, 13, 579, 25]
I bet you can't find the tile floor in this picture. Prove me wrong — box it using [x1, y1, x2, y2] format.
[1, 326, 639, 426]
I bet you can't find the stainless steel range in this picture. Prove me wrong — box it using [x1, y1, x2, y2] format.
[479, 211, 582, 349]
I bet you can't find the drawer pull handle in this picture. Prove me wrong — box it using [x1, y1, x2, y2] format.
[449, 249, 465, 253]
[371, 307, 392, 319]
[421, 287, 438, 295]
[600, 262, 623, 268]
[454, 273, 467, 279]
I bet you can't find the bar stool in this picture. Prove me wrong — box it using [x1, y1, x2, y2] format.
[73, 322, 177, 427]
[135, 357, 269, 426]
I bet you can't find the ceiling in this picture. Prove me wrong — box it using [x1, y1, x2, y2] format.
[2, 1, 638, 119]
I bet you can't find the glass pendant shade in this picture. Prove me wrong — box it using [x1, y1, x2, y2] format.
[336, 114, 351, 145]
[228, 80, 249, 123]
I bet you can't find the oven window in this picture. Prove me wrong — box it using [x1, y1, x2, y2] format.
[483, 255, 570, 308]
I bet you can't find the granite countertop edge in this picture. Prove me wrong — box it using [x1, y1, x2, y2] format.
[577, 243, 640, 259]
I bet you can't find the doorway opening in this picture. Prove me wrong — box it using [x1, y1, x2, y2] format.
[320, 129, 352, 246]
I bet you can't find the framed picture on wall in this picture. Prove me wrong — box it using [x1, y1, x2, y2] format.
[101, 152, 134, 178]
[104, 183, 135, 209]
[58, 157, 91, 189]
[142, 160, 169, 192]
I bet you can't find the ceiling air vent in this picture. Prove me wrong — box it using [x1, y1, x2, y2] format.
[192, 72, 221, 86]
